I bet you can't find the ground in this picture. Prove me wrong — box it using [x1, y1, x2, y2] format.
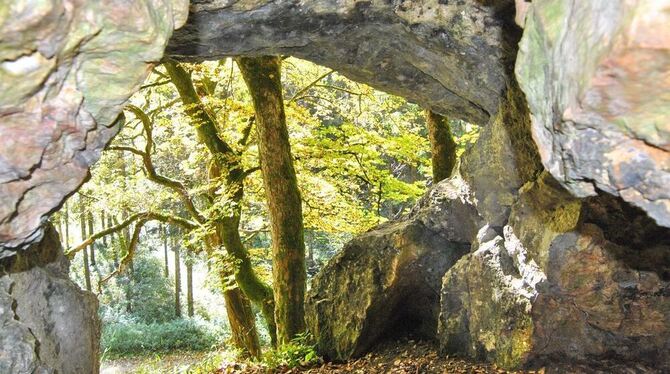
[218, 339, 528, 374]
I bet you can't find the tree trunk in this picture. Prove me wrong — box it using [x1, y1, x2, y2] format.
[64, 201, 70, 248]
[165, 60, 277, 346]
[111, 216, 119, 268]
[186, 254, 194, 317]
[425, 110, 458, 182]
[163, 225, 169, 277]
[101, 211, 107, 247]
[207, 232, 262, 358]
[79, 198, 92, 292]
[87, 211, 96, 267]
[223, 286, 262, 359]
[237, 56, 307, 344]
[122, 211, 132, 313]
[174, 235, 182, 318]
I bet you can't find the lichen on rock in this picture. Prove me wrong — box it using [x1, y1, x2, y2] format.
[515, 0, 670, 228]
[306, 175, 479, 361]
[0, 224, 100, 373]
[0, 0, 189, 254]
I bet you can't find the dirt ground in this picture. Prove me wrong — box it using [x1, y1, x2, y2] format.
[217, 339, 529, 374]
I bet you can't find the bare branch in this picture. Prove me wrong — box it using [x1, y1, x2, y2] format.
[65, 211, 197, 259]
[288, 69, 335, 104]
[120, 105, 207, 223]
[98, 218, 145, 290]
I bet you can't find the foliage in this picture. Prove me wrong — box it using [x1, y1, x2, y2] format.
[101, 318, 228, 358]
[261, 332, 321, 369]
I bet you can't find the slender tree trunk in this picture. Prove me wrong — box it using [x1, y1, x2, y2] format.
[163, 225, 169, 277]
[79, 198, 92, 292]
[101, 211, 107, 247]
[87, 211, 96, 267]
[186, 254, 194, 317]
[111, 216, 119, 268]
[237, 56, 307, 344]
[425, 110, 458, 182]
[174, 235, 182, 318]
[64, 201, 70, 248]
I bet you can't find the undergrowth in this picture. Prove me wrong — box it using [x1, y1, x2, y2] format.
[101, 318, 228, 359]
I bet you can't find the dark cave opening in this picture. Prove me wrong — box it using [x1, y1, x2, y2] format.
[582, 193, 670, 280]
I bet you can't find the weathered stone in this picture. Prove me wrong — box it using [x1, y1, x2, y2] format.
[516, 0, 670, 227]
[439, 225, 545, 369]
[0, 224, 100, 373]
[167, 0, 520, 125]
[528, 191, 670, 370]
[0, 0, 188, 253]
[460, 80, 543, 226]
[306, 176, 479, 360]
[439, 170, 670, 370]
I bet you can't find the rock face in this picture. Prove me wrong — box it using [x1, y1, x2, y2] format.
[0, 0, 668, 371]
[306, 176, 479, 360]
[0, 224, 100, 374]
[515, 0, 670, 228]
[310, 76, 670, 371]
[0, 0, 188, 253]
[439, 171, 670, 370]
[167, 0, 520, 125]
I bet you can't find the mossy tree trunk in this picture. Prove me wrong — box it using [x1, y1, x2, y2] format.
[223, 285, 262, 359]
[207, 232, 262, 358]
[165, 60, 278, 347]
[426, 110, 458, 182]
[237, 56, 307, 344]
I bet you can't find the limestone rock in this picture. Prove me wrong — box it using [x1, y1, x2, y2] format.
[439, 171, 670, 370]
[0, 224, 100, 374]
[0, 0, 188, 253]
[306, 176, 479, 360]
[167, 0, 520, 125]
[438, 225, 545, 369]
[460, 81, 543, 226]
[516, 0, 670, 227]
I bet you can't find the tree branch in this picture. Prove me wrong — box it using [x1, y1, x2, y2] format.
[120, 105, 206, 223]
[288, 69, 335, 104]
[65, 211, 197, 259]
[98, 218, 145, 290]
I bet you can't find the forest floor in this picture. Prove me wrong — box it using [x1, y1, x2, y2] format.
[101, 351, 212, 373]
[217, 339, 531, 374]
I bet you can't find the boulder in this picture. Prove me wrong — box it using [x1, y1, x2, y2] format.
[0, 224, 100, 374]
[516, 0, 670, 227]
[306, 176, 480, 360]
[0, 0, 188, 253]
[439, 225, 545, 369]
[438, 171, 670, 370]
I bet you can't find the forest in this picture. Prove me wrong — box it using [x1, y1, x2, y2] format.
[53, 57, 477, 373]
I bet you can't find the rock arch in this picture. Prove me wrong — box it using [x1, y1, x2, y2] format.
[1, 0, 669, 372]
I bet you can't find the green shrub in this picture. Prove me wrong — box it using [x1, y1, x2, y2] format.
[262, 332, 321, 369]
[101, 318, 228, 358]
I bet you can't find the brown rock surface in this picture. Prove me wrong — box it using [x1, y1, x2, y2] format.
[0, 0, 188, 253]
[516, 0, 670, 227]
